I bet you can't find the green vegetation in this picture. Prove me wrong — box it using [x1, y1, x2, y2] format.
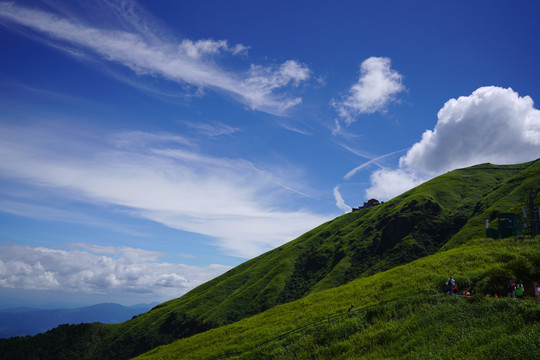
[1, 159, 538, 359]
[0, 323, 102, 360]
[135, 237, 540, 359]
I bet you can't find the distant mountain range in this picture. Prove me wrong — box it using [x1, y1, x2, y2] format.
[0, 302, 157, 338]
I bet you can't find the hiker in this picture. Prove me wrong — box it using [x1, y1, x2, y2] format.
[515, 280, 524, 299]
[445, 276, 455, 295]
[534, 282, 539, 302]
[507, 281, 516, 299]
[348, 305, 354, 313]
[453, 283, 459, 295]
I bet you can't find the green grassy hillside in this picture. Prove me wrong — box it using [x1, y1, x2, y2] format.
[1, 160, 538, 359]
[112, 160, 538, 359]
[136, 236, 540, 359]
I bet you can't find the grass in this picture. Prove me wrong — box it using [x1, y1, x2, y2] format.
[235, 295, 539, 360]
[135, 236, 540, 360]
[2, 160, 538, 359]
[99, 159, 540, 359]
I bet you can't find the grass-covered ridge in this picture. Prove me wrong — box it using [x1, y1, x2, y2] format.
[1, 160, 538, 359]
[116, 160, 539, 358]
[136, 236, 540, 359]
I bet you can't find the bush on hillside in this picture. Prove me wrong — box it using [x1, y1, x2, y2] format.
[503, 257, 532, 281]
[477, 267, 513, 296]
[466, 293, 486, 303]
[530, 252, 540, 279]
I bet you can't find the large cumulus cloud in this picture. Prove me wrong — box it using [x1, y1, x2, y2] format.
[366, 86, 540, 200]
[403, 86, 540, 173]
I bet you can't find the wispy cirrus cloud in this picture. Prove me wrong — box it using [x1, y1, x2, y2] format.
[0, 1, 309, 115]
[179, 39, 249, 59]
[0, 123, 331, 258]
[331, 146, 406, 212]
[332, 185, 351, 213]
[182, 121, 241, 137]
[0, 199, 147, 237]
[343, 147, 407, 180]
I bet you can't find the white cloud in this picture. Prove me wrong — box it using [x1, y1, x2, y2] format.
[401, 86, 540, 173]
[343, 148, 406, 180]
[277, 122, 312, 136]
[179, 39, 248, 59]
[111, 131, 192, 149]
[0, 1, 308, 115]
[183, 121, 240, 137]
[0, 200, 146, 237]
[241, 60, 311, 114]
[0, 244, 230, 296]
[365, 86, 540, 201]
[333, 57, 405, 123]
[333, 185, 351, 213]
[365, 168, 424, 201]
[0, 124, 331, 258]
[333, 146, 407, 211]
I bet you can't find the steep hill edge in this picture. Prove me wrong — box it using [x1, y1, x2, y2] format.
[1, 160, 538, 359]
[134, 236, 540, 359]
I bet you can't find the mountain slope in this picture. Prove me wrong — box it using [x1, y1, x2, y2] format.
[1, 160, 538, 359]
[134, 236, 540, 359]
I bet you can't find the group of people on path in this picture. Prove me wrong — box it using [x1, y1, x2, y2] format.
[445, 276, 540, 301]
[445, 276, 459, 295]
[507, 280, 524, 299]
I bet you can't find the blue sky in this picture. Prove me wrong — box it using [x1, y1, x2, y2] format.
[1, 0, 539, 308]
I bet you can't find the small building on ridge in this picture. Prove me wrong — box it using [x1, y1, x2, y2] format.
[352, 198, 381, 212]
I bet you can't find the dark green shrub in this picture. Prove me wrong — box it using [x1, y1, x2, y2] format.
[495, 253, 516, 263]
[530, 252, 540, 279]
[504, 257, 532, 281]
[522, 307, 540, 325]
[530, 252, 540, 267]
[453, 276, 472, 291]
[380, 281, 393, 290]
[436, 275, 452, 293]
[363, 308, 379, 324]
[466, 293, 486, 303]
[477, 267, 513, 295]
